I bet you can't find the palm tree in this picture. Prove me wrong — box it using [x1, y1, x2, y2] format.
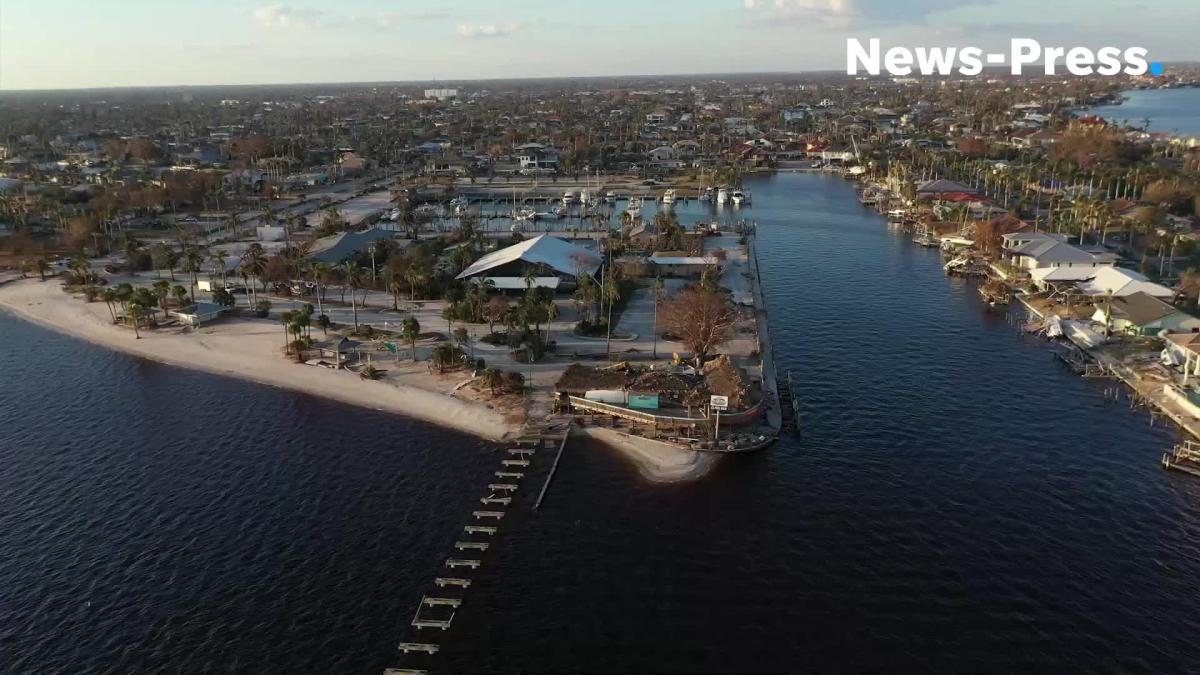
[341, 260, 363, 331]
[523, 266, 537, 291]
[652, 275, 665, 358]
[401, 317, 421, 361]
[152, 280, 171, 316]
[241, 243, 267, 308]
[33, 258, 50, 281]
[122, 238, 141, 276]
[182, 248, 203, 303]
[482, 367, 503, 395]
[211, 250, 229, 285]
[279, 310, 295, 353]
[128, 303, 145, 338]
[404, 264, 427, 301]
[224, 212, 241, 239]
[172, 285, 189, 309]
[114, 283, 134, 314]
[100, 288, 118, 323]
[317, 313, 331, 337]
[312, 262, 334, 314]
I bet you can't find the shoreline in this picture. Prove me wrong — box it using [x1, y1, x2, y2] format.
[0, 278, 519, 441]
[576, 426, 718, 483]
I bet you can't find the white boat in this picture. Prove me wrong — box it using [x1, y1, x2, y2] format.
[627, 196, 643, 217]
[580, 190, 590, 205]
[699, 187, 714, 202]
[604, 191, 616, 203]
[662, 188, 676, 205]
[562, 191, 576, 205]
[716, 187, 729, 205]
[513, 207, 537, 221]
[731, 189, 749, 206]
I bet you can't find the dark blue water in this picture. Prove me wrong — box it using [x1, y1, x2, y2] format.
[4, 173, 1200, 673]
[1090, 88, 1200, 136]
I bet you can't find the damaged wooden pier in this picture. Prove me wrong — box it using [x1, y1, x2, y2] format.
[383, 421, 571, 675]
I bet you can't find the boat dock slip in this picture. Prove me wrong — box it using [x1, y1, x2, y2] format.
[494, 471, 524, 479]
[445, 558, 481, 569]
[463, 525, 496, 535]
[501, 459, 530, 467]
[488, 483, 518, 491]
[422, 596, 462, 608]
[455, 541, 489, 551]
[435, 577, 472, 588]
[508, 447, 536, 456]
[397, 643, 439, 655]
[472, 510, 504, 519]
[480, 496, 511, 506]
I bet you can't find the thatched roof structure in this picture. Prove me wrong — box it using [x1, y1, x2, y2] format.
[702, 355, 752, 409]
[554, 363, 631, 395]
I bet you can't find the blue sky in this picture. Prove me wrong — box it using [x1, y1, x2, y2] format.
[0, 0, 1196, 89]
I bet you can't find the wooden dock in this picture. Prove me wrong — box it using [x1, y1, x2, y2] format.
[397, 643, 439, 655]
[387, 420, 572, 675]
[1164, 440, 1200, 478]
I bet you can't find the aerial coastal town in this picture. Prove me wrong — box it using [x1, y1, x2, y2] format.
[2, 67, 1200, 479]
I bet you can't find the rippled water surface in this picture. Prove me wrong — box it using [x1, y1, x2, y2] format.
[4, 173, 1200, 673]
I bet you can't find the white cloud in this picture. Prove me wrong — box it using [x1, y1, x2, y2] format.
[457, 22, 523, 39]
[742, 0, 985, 26]
[253, 4, 325, 30]
[370, 11, 451, 29]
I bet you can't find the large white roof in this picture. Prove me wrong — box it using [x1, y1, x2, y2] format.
[1076, 266, 1174, 298]
[456, 235, 600, 280]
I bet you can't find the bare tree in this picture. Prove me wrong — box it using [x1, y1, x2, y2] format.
[660, 287, 735, 367]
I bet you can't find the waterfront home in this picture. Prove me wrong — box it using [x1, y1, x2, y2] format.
[1075, 266, 1174, 300]
[916, 179, 978, 199]
[1091, 292, 1200, 336]
[1005, 236, 1118, 272]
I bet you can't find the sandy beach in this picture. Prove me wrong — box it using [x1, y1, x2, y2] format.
[576, 426, 718, 483]
[0, 278, 518, 440]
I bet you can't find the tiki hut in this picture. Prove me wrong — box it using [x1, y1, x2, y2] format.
[554, 363, 631, 396]
[628, 369, 702, 406]
[702, 355, 754, 410]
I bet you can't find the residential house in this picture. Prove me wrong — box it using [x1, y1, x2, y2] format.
[1092, 291, 1200, 336]
[1004, 233, 1118, 271]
